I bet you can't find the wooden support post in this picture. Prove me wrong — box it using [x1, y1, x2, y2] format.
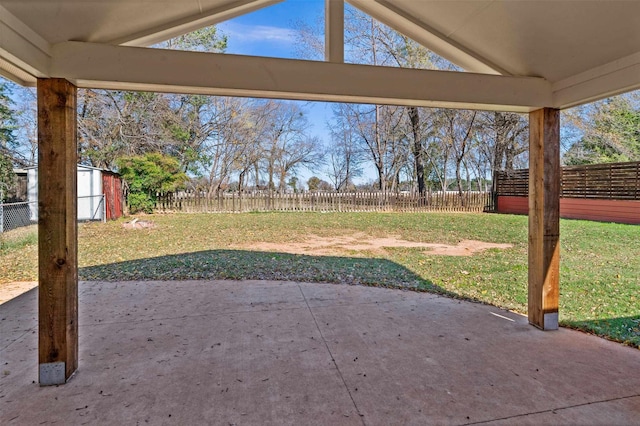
[38, 78, 78, 385]
[528, 108, 560, 330]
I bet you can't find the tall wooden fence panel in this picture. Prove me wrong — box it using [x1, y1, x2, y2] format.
[561, 162, 640, 200]
[154, 191, 491, 214]
[494, 161, 640, 224]
[495, 161, 640, 200]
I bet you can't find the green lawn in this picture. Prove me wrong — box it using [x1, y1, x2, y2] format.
[1, 212, 638, 347]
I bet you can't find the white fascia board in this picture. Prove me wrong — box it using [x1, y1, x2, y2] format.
[346, 0, 507, 75]
[51, 42, 551, 112]
[111, 0, 283, 47]
[0, 57, 37, 86]
[0, 5, 51, 84]
[552, 51, 640, 109]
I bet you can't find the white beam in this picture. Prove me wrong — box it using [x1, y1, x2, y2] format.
[325, 0, 344, 63]
[552, 52, 640, 109]
[0, 5, 51, 84]
[50, 42, 551, 112]
[0, 58, 37, 86]
[346, 0, 509, 75]
[111, 0, 283, 47]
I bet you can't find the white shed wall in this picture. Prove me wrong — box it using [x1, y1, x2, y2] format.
[28, 165, 105, 221]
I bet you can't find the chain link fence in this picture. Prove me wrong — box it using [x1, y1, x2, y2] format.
[1, 195, 106, 233]
[0, 201, 37, 233]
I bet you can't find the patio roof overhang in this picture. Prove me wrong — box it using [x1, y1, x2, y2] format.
[1, 0, 638, 386]
[1, 0, 639, 111]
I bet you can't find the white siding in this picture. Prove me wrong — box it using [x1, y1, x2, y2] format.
[27, 165, 105, 221]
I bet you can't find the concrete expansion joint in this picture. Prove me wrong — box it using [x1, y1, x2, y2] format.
[297, 284, 366, 425]
[462, 394, 640, 425]
[1, 328, 34, 352]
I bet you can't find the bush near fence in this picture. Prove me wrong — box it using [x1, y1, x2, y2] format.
[153, 190, 492, 214]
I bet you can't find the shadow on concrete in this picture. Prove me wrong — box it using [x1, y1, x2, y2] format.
[78, 249, 640, 349]
[79, 248, 464, 298]
[3, 278, 640, 425]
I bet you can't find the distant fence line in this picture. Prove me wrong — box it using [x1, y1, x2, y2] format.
[154, 190, 492, 214]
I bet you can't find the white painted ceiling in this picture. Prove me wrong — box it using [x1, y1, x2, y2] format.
[1, 0, 638, 111]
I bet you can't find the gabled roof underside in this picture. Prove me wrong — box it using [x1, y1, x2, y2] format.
[1, 0, 639, 111]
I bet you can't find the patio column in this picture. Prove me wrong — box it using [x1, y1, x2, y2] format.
[37, 78, 78, 385]
[528, 108, 560, 330]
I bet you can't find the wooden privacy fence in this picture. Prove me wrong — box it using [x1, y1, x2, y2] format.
[154, 190, 491, 213]
[493, 161, 640, 224]
[495, 161, 640, 199]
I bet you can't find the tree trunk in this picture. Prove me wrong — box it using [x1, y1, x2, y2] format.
[408, 107, 426, 195]
[493, 112, 507, 173]
[455, 158, 465, 207]
[267, 161, 275, 191]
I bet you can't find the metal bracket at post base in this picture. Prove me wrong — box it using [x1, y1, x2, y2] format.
[39, 362, 67, 386]
[530, 312, 559, 331]
[543, 312, 559, 330]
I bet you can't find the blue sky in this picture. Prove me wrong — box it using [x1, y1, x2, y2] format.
[218, 0, 353, 184]
[218, 0, 323, 59]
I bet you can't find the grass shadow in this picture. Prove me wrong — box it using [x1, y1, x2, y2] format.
[563, 316, 640, 348]
[79, 249, 461, 299]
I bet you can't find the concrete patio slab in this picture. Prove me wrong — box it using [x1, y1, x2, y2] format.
[1, 280, 638, 425]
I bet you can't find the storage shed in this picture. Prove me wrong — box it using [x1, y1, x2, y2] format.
[27, 164, 124, 221]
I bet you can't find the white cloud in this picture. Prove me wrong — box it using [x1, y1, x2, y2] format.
[219, 23, 297, 44]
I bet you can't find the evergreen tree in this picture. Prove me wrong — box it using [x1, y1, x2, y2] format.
[0, 81, 17, 200]
[116, 153, 188, 213]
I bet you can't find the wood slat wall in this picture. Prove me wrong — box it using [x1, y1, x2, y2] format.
[496, 161, 640, 200]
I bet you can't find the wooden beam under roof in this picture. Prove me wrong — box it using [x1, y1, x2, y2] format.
[110, 0, 284, 47]
[552, 51, 640, 109]
[346, 0, 509, 75]
[0, 5, 51, 84]
[50, 42, 551, 112]
[325, 0, 344, 63]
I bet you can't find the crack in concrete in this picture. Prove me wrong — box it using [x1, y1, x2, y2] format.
[463, 393, 640, 425]
[298, 284, 367, 425]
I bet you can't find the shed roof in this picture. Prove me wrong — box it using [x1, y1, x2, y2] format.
[1, 0, 638, 111]
[24, 163, 119, 175]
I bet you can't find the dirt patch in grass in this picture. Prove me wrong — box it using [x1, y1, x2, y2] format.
[0, 281, 37, 305]
[233, 232, 512, 256]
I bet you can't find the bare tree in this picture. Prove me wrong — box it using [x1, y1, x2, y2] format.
[327, 112, 363, 191]
[257, 100, 324, 192]
[437, 109, 478, 202]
